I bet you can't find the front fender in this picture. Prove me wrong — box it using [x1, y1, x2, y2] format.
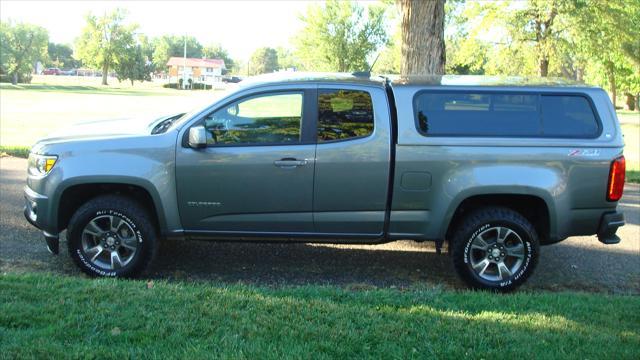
[30, 133, 180, 235]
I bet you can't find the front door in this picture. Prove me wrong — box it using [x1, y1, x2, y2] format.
[176, 89, 317, 234]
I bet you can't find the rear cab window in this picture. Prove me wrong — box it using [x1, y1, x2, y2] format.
[414, 91, 601, 138]
[318, 89, 374, 142]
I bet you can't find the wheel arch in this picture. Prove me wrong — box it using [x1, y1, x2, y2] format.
[54, 178, 166, 234]
[442, 190, 555, 245]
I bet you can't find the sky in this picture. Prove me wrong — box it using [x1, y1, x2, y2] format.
[0, 0, 317, 61]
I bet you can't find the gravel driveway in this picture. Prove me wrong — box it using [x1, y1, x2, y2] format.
[1, 156, 638, 293]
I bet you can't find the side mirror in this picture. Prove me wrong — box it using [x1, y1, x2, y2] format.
[226, 104, 239, 116]
[188, 125, 207, 148]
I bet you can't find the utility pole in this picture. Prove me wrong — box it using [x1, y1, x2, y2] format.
[182, 35, 187, 89]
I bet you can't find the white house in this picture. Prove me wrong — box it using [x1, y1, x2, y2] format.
[166, 57, 226, 85]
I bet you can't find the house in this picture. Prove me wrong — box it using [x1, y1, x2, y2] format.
[166, 57, 226, 85]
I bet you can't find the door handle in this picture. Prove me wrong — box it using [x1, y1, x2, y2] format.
[274, 158, 308, 168]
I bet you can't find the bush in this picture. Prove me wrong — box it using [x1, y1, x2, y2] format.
[0, 73, 32, 84]
[162, 83, 179, 89]
[192, 83, 212, 90]
[0, 146, 30, 158]
[162, 82, 212, 90]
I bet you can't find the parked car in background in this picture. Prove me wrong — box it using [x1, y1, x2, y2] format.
[60, 69, 77, 76]
[42, 68, 61, 75]
[23, 73, 626, 291]
[223, 76, 242, 83]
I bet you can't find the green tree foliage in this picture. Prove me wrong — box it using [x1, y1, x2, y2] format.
[294, 0, 388, 72]
[447, 1, 573, 77]
[248, 47, 278, 75]
[446, 0, 639, 108]
[75, 9, 137, 85]
[569, 0, 640, 107]
[47, 43, 80, 69]
[115, 44, 152, 85]
[152, 35, 202, 69]
[372, 1, 400, 75]
[275, 47, 302, 71]
[202, 44, 235, 74]
[0, 21, 48, 84]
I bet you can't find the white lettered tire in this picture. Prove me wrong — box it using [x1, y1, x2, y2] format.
[451, 207, 539, 292]
[67, 195, 158, 277]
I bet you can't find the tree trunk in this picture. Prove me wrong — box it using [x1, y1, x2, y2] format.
[625, 93, 635, 111]
[399, 0, 446, 77]
[101, 62, 109, 86]
[576, 67, 584, 83]
[606, 61, 616, 108]
[11, 72, 18, 85]
[539, 58, 549, 77]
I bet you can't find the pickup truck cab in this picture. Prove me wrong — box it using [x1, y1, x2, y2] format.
[24, 73, 626, 291]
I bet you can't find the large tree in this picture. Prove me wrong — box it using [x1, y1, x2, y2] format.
[569, 0, 640, 107]
[115, 44, 152, 85]
[75, 9, 137, 85]
[202, 43, 235, 74]
[398, 0, 445, 76]
[0, 21, 48, 84]
[47, 43, 80, 69]
[152, 35, 203, 70]
[275, 47, 302, 71]
[248, 47, 278, 75]
[295, 0, 388, 72]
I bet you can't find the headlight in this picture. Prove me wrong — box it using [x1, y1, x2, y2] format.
[28, 153, 58, 176]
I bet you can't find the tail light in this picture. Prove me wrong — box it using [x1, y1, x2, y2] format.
[607, 156, 625, 201]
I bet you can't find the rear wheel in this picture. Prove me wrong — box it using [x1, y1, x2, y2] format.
[67, 195, 157, 277]
[450, 207, 539, 292]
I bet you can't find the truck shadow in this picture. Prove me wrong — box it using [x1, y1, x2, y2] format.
[150, 239, 462, 289]
[149, 238, 639, 294]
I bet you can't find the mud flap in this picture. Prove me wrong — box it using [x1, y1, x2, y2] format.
[44, 232, 59, 255]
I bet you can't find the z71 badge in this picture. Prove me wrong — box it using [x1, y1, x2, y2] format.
[568, 149, 601, 157]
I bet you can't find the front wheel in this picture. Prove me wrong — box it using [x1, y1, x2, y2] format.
[67, 195, 158, 277]
[450, 207, 539, 292]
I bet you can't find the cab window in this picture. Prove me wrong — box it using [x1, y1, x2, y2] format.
[318, 90, 374, 142]
[203, 92, 303, 145]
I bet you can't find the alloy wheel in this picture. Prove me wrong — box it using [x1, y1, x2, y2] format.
[80, 215, 138, 270]
[468, 226, 526, 282]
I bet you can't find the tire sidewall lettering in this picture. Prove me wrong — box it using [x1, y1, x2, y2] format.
[76, 208, 144, 276]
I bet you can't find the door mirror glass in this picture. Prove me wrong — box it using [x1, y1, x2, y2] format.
[188, 125, 208, 148]
[226, 104, 239, 116]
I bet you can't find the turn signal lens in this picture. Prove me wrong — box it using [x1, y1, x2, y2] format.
[607, 156, 625, 202]
[28, 153, 58, 176]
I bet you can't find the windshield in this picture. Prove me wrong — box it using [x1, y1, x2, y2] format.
[162, 87, 239, 133]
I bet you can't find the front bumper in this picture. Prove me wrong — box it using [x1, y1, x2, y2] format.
[23, 186, 48, 230]
[597, 211, 625, 244]
[23, 186, 59, 254]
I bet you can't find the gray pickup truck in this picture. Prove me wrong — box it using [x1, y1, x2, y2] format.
[24, 73, 626, 291]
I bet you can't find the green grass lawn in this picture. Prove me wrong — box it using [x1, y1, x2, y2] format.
[0, 76, 223, 147]
[1, 273, 638, 358]
[617, 109, 640, 124]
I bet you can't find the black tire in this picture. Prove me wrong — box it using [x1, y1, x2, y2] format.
[67, 195, 158, 278]
[450, 207, 539, 292]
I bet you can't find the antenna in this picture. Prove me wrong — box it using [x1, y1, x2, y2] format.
[352, 53, 381, 78]
[368, 52, 381, 73]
